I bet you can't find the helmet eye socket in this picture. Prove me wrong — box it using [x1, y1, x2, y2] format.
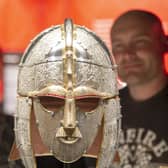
[39, 96, 65, 112]
[76, 97, 100, 112]
[38, 96, 100, 113]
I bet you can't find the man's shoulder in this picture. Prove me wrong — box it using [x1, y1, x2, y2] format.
[119, 86, 129, 98]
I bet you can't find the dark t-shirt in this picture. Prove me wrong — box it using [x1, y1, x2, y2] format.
[118, 86, 168, 167]
[35, 156, 96, 168]
[11, 156, 96, 168]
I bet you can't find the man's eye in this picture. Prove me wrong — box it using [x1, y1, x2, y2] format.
[135, 40, 146, 47]
[39, 96, 65, 112]
[134, 38, 152, 49]
[112, 45, 125, 55]
[76, 98, 100, 112]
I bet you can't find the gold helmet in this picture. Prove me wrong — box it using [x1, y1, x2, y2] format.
[14, 19, 121, 168]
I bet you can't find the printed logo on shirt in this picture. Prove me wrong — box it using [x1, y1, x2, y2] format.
[118, 128, 168, 168]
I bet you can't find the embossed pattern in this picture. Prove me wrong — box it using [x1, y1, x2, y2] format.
[15, 20, 121, 168]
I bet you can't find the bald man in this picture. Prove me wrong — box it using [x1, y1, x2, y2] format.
[111, 10, 168, 168]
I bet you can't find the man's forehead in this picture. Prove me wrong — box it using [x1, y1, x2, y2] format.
[111, 19, 157, 41]
[113, 18, 153, 33]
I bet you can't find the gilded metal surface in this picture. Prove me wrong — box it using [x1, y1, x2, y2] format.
[15, 97, 36, 167]
[15, 19, 121, 168]
[61, 19, 79, 144]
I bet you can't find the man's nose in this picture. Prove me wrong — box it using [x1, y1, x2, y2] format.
[121, 46, 136, 61]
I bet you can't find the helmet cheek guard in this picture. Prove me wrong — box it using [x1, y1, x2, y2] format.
[14, 19, 121, 168]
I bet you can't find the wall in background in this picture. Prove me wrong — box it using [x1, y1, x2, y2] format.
[0, 0, 168, 114]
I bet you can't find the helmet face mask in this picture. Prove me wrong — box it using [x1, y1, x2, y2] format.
[15, 19, 121, 167]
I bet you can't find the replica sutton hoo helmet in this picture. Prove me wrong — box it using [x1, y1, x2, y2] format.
[14, 19, 121, 168]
